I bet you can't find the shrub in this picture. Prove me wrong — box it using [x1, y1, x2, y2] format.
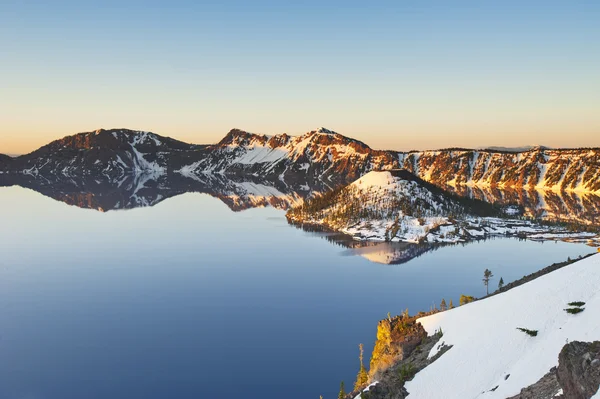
[398, 363, 417, 383]
[459, 294, 476, 306]
[565, 307, 585, 314]
[567, 301, 585, 307]
[517, 328, 538, 337]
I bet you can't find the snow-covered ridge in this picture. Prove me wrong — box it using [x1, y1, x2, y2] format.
[403, 254, 600, 398]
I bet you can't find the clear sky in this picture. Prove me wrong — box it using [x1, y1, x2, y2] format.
[1, 0, 598, 154]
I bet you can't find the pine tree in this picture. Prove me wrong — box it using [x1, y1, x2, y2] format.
[449, 299, 454, 309]
[440, 299, 447, 311]
[354, 344, 369, 390]
[338, 381, 346, 399]
[498, 277, 504, 290]
[483, 268, 494, 295]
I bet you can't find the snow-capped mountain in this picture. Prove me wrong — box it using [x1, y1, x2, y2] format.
[1, 127, 599, 195]
[3, 128, 206, 179]
[176, 127, 398, 184]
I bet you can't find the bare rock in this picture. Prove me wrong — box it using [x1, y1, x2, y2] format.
[556, 341, 600, 399]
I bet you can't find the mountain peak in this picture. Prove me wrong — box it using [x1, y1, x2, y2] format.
[312, 127, 337, 135]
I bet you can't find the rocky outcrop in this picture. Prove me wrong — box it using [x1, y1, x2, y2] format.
[506, 368, 562, 399]
[368, 314, 429, 380]
[556, 341, 600, 399]
[507, 341, 600, 399]
[351, 327, 446, 399]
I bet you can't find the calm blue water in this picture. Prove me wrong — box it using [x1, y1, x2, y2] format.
[0, 187, 594, 399]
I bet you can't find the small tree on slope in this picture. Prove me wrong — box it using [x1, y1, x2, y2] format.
[483, 268, 494, 295]
[498, 277, 504, 290]
[338, 381, 346, 399]
[354, 344, 369, 390]
[440, 299, 447, 311]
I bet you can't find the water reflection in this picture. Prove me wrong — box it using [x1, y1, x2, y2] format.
[0, 172, 325, 212]
[445, 185, 600, 225]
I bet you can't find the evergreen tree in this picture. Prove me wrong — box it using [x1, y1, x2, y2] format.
[483, 268, 494, 295]
[440, 299, 447, 311]
[354, 344, 369, 390]
[498, 277, 504, 290]
[449, 299, 454, 309]
[338, 381, 346, 399]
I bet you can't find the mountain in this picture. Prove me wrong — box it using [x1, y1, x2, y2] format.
[2, 127, 599, 195]
[480, 145, 550, 153]
[176, 127, 398, 185]
[2, 128, 207, 178]
[0, 153, 13, 170]
[400, 147, 600, 193]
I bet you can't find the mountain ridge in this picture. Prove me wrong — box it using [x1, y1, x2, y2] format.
[1, 127, 599, 194]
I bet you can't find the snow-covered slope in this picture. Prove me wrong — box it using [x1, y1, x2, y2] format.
[404, 254, 600, 398]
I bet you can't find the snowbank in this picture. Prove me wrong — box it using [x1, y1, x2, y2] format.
[405, 254, 600, 398]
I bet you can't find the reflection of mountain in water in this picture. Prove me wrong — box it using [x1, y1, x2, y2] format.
[445, 185, 600, 226]
[0, 173, 326, 213]
[293, 224, 456, 265]
[2, 173, 599, 226]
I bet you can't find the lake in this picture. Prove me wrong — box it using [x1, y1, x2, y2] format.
[0, 186, 595, 399]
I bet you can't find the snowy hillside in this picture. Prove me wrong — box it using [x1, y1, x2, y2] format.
[395, 254, 600, 398]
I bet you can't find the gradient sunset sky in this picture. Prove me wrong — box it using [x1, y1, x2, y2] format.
[1, 0, 598, 154]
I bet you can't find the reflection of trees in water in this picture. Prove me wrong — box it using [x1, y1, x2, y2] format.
[445, 185, 600, 225]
